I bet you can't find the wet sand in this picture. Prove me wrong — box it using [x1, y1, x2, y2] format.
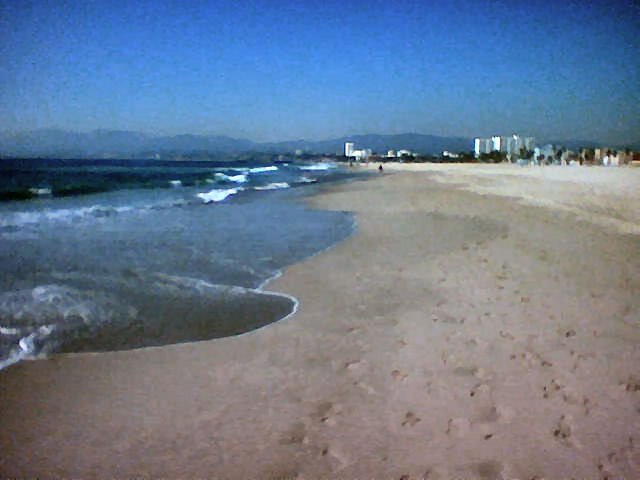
[1, 164, 639, 479]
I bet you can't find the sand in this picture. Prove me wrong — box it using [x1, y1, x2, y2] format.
[1, 164, 639, 479]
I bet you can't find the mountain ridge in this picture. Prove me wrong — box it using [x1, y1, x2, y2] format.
[0, 129, 634, 159]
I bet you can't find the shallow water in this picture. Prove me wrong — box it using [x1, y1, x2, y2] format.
[0, 158, 364, 368]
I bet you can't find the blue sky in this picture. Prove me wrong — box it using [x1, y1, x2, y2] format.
[0, 0, 638, 143]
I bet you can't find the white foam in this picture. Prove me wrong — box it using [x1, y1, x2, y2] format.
[169, 180, 182, 187]
[297, 176, 317, 184]
[0, 326, 20, 335]
[28, 187, 52, 196]
[249, 166, 278, 173]
[214, 167, 250, 174]
[0, 348, 28, 370]
[254, 182, 290, 191]
[197, 188, 242, 203]
[297, 162, 336, 171]
[215, 173, 248, 183]
[0, 205, 138, 228]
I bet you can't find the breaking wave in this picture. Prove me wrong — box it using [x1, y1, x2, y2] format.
[197, 188, 243, 203]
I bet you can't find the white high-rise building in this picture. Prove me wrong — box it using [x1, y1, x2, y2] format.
[524, 137, 535, 151]
[475, 134, 535, 158]
[474, 138, 481, 157]
[505, 134, 523, 155]
[344, 142, 355, 157]
[474, 137, 492, 157]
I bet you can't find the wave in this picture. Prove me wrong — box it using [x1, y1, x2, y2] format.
[214, 173, 248, 183]
[0, 271, 300, 370]
[0, 187, 53, 201]
[197, 188, 242, 203]
[249, 166, 278, 174]
[0, 199, 188, 230]
[213, 167, 250, 174]
[29, 187, 52, 196]
[0, 283, 137, 369]
[297, 162, 336, 171]
[296, 176, 317, 184]
[254, 182, 290, 191]
[169, 180, 182, 187]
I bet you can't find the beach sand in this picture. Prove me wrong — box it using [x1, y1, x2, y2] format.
[1, 164, 639, 479]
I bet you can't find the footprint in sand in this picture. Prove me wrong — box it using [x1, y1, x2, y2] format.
[401, 411, 421, 427]
[446, 461, 505, 480]
[314, 401, 342, 426]
[474, 405, 501, 424]
[446, 417, 471, 437]
[541, 379, 592, 414]
[474, 460, 505, 480]
[319, 445, 350, 469]
[346, 326, 362, 335]
[499, 330, 515, 340]
[453, 365, 491, 381]
[597, 436, 638, 479]
[469, 382, 491, 398]
[515, 349, 553, 369]
[620, 376, 640, 392]
[542, 379, 564, 399]
[268, 471, 300, 480]
[279, 422, 308, 446]
[344, 359, 362, 371]
[392, 369, 409, 382]
[353, 380, 376, 395]
[552, 415, 574, 446]
[570, 351, 596, 372]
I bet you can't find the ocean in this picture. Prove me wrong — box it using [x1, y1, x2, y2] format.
[0, 158, 364, 369]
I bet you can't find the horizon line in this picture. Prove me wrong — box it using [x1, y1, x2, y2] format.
[0, 128, 632, 146]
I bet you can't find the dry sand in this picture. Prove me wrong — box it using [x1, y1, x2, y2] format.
[1, 164, 639, 479]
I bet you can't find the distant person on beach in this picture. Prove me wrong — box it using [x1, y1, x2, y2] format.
[378, 164, 383, 172]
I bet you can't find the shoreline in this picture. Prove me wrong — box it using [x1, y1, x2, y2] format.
[1, 165, 639, 478]
[0, 172, 362, 370]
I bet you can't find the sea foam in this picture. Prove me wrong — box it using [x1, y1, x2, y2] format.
[28, 187, 52, 196]
[197, 188, 242, 203]
[215, 173, 248, 183]
[297, 162, 336, 171]
[249, 166, 278, 173]
[254, 182, 290, 191]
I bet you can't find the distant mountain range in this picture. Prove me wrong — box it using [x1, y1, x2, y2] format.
[0, 129, 256, 159]
[0, 129, 636, 159]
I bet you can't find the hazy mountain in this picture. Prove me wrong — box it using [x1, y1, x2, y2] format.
[1, 129, 626, 159]
[540, 139, 601, 150]
[0, 130, 257, 158]
[540, 139, 640, 151]
[627, 140, 640, 150]
[0, 129, 150, 157]
[151, 134, 255, 153]
[262, 133, 473, 155]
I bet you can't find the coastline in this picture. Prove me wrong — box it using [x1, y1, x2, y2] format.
[1, 165, 639, 478]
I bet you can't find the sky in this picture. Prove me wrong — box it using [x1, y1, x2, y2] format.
[0, 0, 638, 144]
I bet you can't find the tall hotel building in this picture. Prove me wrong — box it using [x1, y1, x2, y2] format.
[344, 142, 355, 157]
[474, 135, 535, 157]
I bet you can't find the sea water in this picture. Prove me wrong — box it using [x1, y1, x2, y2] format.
[0, 158, 363, 369]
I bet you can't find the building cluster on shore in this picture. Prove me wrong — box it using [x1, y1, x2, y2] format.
[475, 134, 640, 166]
[344, 142, 416, 161]
[342, 136, 639, 166]
[474, 135, 535, 159]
